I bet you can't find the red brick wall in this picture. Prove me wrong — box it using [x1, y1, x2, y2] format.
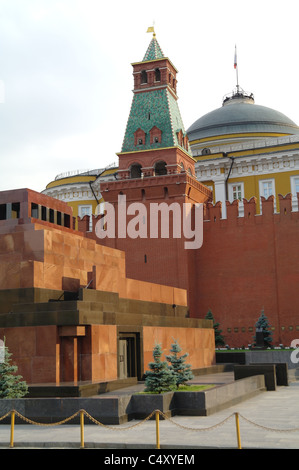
[91, 172, 211, 293]
[190, 194, 299, 347]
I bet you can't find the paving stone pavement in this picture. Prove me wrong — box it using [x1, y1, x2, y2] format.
[0, 374, 299, 450]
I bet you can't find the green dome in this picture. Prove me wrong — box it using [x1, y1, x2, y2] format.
[187, 92, 299, 146]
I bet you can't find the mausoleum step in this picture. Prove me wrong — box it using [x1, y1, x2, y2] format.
[0, 304, 209, 328]
[78, 288, 119, 304]
[12, 300, 87, 313]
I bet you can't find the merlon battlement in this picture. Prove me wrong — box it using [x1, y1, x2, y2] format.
[204, 193, 299, 223]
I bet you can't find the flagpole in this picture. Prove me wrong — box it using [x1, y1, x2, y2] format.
[234, 45, 239, 93]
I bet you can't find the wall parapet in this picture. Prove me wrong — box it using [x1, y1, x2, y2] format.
[203, 193, 299, 223]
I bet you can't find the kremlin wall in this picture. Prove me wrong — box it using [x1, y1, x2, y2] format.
[78, 192, 299, 349]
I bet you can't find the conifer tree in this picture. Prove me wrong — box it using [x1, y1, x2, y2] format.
[253, 309, 273, 347]
[165, 340, 194, 388]
[144, 343, 176, 393]
[0, 339, 28, 399]
[205, 310, 225, 347]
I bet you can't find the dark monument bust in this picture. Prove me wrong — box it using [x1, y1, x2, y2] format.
[255, 327, 265, 348]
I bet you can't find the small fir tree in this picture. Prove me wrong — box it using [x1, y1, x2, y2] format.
[144, 343, 176, 393]
[205, 310, 225, 347]
[0, 339, 28, 399]
[165, 340, 194, 388]
[253, 309, 273, 347]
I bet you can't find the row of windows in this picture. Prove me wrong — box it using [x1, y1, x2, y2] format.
[141, 68, 161, 84]
[0, 201, 71, 228]
[128, 161, 194, 179]
[229, 176, 299, 202]
[134, 127, 162, 147]
[130, 161, 167, 178]
[205, 175, 299, 210]
[140, 68, 176, 89]
[227, 325, 299, 333]
[0, 202, 20, 220]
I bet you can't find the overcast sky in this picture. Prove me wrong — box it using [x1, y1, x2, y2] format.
[0, 0, 299, 193]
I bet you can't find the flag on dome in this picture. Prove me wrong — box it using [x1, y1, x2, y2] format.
[234, 45, 237, 69]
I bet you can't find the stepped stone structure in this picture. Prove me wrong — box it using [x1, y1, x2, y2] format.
[0, 188, 214, 389]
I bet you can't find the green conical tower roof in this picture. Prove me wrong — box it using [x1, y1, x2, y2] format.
[143, 35, 164, 61]
[120, 31, 192, 157]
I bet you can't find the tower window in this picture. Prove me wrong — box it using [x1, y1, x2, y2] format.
[134, 128, 146, 146]
[149, 126, 162, 145]
[155, 68, 161, 81]
[154, 160, 167, 176]
[130, 163, 142, 179]
[141, 70, 147, 84]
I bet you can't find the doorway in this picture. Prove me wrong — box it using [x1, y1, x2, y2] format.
[118, 333, 140, 379]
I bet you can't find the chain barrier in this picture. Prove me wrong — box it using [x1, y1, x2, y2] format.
[82, 409, 156, 430]
[1, 408, 299, 448]
[238, 413, 299, 433]
[157, 410, 234, 432]
[0, 411, 11, 422]
[13, 409, 81, 426]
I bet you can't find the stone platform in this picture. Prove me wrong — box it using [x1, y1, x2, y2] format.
[0, 369, 267, 425]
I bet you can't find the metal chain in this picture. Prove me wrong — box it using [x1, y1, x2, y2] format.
[239, 413, 299, 433]
[158, 410, 235, 431]
[0, 411, 11, 422]
[82, 409, 157, 430]
[13, 409, 81, 426]
[2, 409, 299, 435]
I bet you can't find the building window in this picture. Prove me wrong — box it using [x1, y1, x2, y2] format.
[290, 175, 299, 210]
[154, 160, 167, 176]
[79, 205, 92, 231]
[149, 126, 162, 145]
[228, 182, 244, 216]
[134, 128, 146, 147]
[261, 180, 274, 198]
[49, 209, 54, 223]
[155, 68, 161, 82]
[259, 178, 276, 212]
[0, 204, 6, 220]
[130, 163, 142, 179]
[141, 70, 147, 84]
[31, 203, 39, 218]
[231, 184, 243, 201]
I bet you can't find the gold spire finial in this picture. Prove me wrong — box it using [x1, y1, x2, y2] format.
[146, 26, 156, 37]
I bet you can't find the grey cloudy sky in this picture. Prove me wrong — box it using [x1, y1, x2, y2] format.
[0, 0, 299, 193]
